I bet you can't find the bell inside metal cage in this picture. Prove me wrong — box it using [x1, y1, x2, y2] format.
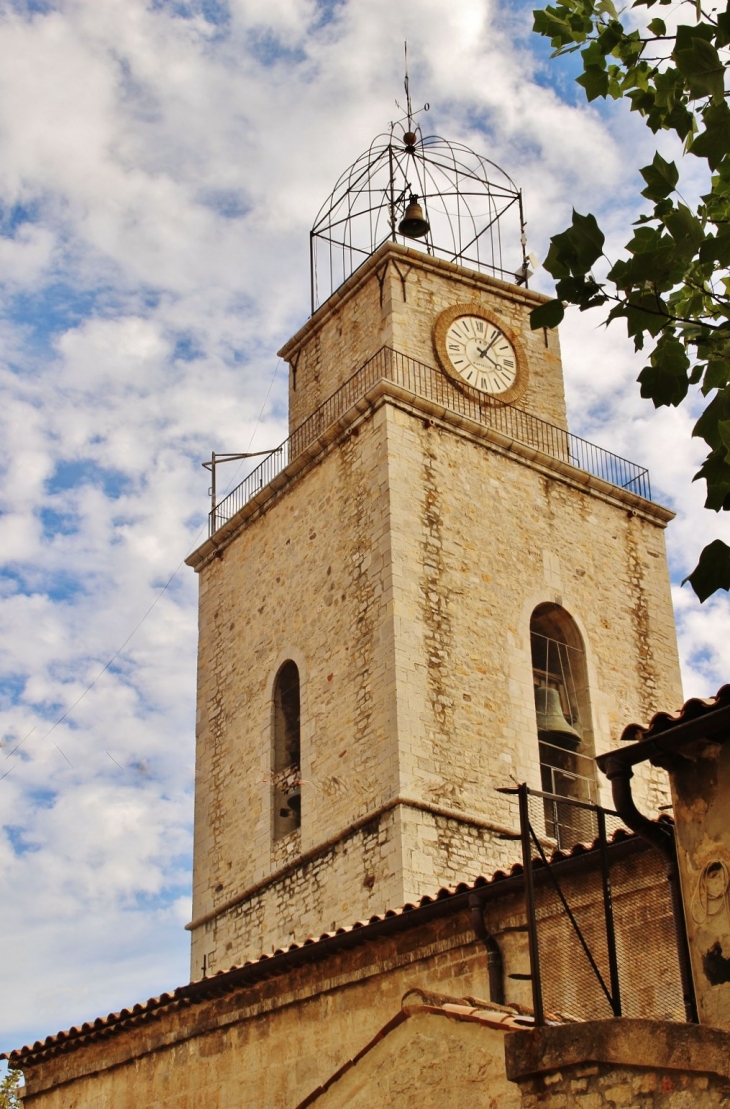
[398, 195, 430, 240]
[534, 685, 581, 750]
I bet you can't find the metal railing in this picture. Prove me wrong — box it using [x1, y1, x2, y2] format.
[210, 347, 652, 534]
[539, 743, 599, 851]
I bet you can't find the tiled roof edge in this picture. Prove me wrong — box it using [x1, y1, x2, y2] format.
[4, 822, 647, 1068]
[620, 684, 730, 744]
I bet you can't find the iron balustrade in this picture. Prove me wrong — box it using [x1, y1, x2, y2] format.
[209, 347, 652, 534]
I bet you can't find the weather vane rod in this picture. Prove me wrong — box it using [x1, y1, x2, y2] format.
[394, 41, 429, 134]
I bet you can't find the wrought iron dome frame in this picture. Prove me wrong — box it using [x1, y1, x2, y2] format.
[309, 121, 528, 314]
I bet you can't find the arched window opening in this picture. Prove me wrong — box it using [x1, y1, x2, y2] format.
[272, 660, 301, 840]
[530, 604, 596, 848]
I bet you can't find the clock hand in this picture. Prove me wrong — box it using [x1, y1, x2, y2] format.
[476, 346, 499, 368]
[479, 334, 500, 356]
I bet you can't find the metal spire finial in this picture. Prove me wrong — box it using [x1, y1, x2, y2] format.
[404, 41, 413, 133]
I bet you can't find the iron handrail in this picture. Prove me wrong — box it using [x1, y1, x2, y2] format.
[209, 346, 652, 535]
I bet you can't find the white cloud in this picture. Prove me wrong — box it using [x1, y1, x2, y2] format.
[0, 0, 726, 1063]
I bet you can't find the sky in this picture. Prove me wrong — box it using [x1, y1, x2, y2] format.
[1, 0, 729, 1064]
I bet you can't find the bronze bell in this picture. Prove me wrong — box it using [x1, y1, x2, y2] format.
[398, 195, 430, 240]
[534, 686, 581, 750]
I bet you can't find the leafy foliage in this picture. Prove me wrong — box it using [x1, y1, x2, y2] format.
[0, 1071, 22, 1109]
[532, 0, 730, 600]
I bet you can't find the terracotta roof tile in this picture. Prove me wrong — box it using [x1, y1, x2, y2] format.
[621, 684, 730, 744]
[3, 820, 640, 1069]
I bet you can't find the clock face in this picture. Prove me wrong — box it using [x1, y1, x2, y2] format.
[444, 315, 518, 395]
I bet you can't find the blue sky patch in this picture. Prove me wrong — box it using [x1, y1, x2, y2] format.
[8, 0, 56, 14]
[151, 0, 230, 25]
[6, 285, 104, 360]
[198, 188, 250, 220]
[0, 565, 88, 603]
[27, 787, 58, 809]
[248, 30, 307, 69]
[0, 200, 41, 237]
[312, 0, 346, 30]
[172, 333, 204, 362]
[4, 824, 40, 856]
[0, 674, 27, 706]
[46, 460, 133, 500]
[40, 507, 80, 540]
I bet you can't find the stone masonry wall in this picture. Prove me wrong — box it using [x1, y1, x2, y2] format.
[515, 1062, 730, 1107]
[383, 398, 681, 907]
[189, 385, 681, 972]
[190, 405, 403, 978]
[505, 1020, 730, 1109]
[196, 807, 401, 975]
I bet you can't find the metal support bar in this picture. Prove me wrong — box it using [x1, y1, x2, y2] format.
[203, 451, 276, 524]
[528, 818, 616, 1012]
[518, 783, 544, 1026]
[597, 807, 622, 1016]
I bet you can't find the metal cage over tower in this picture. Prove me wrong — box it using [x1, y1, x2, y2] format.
[309, 117, 528, 313]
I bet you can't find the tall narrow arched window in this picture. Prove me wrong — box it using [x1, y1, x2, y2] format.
[272, 660, 301, 840]
[530, 604, 596, 848]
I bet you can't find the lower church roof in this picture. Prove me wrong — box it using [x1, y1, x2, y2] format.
[3, 822, 646, 1069]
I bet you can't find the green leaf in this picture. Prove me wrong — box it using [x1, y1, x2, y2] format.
[638, 338, 690, 406]
[690, 104, 730, 170]
[664, 204, 705, 257]
[718, 9, 730, 48]
[695, 447, 730, 509]
[694, 389, 730, 449]
[674, 36, 725, 103]
[577, 64, 610, 100]
[596, 19, 625, 54]
[554, 274, 605, 308]
[647, 18, 667, 35]
[719, 418, 730, 460]
[683, 539, 730, 601]
[542, 210, 605, 279]
[698, 225, 730, 266]
[618, 290, 671, 341]
[703, 359, 730, 393]
[530, 299, 565, 330]
[640, 152, 679, 201]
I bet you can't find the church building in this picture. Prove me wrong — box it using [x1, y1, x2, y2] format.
[9, 113, 728, 1109]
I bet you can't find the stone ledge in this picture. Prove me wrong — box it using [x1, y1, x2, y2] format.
[504, 1018, 730, 1083]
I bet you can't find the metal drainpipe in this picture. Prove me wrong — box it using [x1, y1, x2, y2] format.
[603, 756, 698, 1024]
[468, 893, 505, 1005]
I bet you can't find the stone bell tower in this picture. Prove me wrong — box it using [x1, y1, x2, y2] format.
[184, 129, 682, 979]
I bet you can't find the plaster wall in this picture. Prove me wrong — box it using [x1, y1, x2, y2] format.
[300, 1008, 520, 1109]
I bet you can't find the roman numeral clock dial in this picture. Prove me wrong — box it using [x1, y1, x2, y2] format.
[433, 306, 525, 403]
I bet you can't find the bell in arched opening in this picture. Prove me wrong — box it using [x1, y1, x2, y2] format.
[534, 685, 581, 750]
[398, 194, 430, 239]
